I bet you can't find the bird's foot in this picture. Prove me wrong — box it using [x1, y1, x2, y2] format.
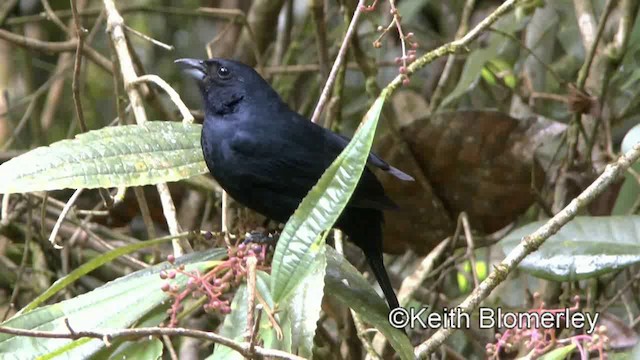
[242, 230, 279, 247]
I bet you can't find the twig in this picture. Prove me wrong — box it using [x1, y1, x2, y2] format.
[156, 183, 191, 255]
[163, 335, 179, 360]
[103, 0, 147, 123]
[460, 213, 479, 289]
[0, 325, 304, 360]
[600, 270, 640, 311]
[70, 0, 88, 133]
[273, 0, 294, 64]
[40, 53, 73, 132]
[414, 142, 640, 357]
[575, 0, 617, 91]
[249, 305, 263, 358]
[351, 309, 382, 360]
[489, 28, 567, 86]
[311, 0, 330, 83]
[41, 0, 72, 35]
[246, 255, 258, 356]
[2, 197, 32, 321]
[133, 187, 157, 240]
[48, 188, 84, 249]
[556, 0, 617, 211]
[310, 0, 365, 124]
[263, 61, 398, 75]
[429, 0, 476, 112]
[102, 0, 190, 256]
[6, 5, 244, 25]
[129, 75, 194, 124]
[221, 191, 230, 246]
[124, 25, 174, 50]
[397, 240, 449, 307]
[0, 29, 112, 73]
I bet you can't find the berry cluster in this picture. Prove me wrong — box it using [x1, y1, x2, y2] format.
[485, 294, 608, 359]
[159, 240, 271, 328]
[363, 0, 419, 86]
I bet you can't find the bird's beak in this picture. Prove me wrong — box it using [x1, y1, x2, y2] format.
[175, 58, 207, 81]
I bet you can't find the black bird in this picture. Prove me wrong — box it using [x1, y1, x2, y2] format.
[176, 58, 413, 310]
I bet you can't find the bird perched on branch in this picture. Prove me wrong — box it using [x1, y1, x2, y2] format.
[176, 58, 413, 310]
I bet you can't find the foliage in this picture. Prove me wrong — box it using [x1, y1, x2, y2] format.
[0, 0, 639, 359]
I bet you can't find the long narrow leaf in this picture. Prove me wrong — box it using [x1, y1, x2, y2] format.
[0, 122, 207, 194]
[21, 234, 186, 314]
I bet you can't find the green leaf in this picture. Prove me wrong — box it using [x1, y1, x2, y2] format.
[325, 248, 413, 360]
[612, 124, 640, 215]
[538, 344, 576, 360]
[502, 216, 640, 281]
[21, 234, 184, 314]
[270, 92, 387, 304]
[286, 249, 326, 358]
[0, 249, 225, 359]
[98, 338, 163, 360]
[0, 122, 207, 194]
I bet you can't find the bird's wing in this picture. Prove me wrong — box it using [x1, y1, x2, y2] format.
[332, 133, 414, 181]
[228, 117, 398, 211]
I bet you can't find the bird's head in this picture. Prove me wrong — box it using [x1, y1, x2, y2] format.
[175, 58, 280, 116]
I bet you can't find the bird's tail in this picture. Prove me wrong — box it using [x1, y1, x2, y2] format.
[341, 208, 400, 311]
[365, 247, 401, 310]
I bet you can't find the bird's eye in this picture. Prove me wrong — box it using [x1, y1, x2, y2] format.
[217, 66, 231, 80]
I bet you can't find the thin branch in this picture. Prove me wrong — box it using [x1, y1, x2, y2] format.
[124, 25, 174, 50]
[102, 0, 190, 255]
[428, 0, 476, 112]
[556, 0, 617, 211]
[575, 0, 617, 91]
[48, 188, 84, 249]
[129, 75, 194, 124]
[221, 191, 230, 246]
[310, 0, 365, 124]
[0, 325, 304, 360]
[41, 0, 72, 35]
[70, 0, 88, 133]
[133, 187, 157, 240]
[2, 197, 32, 321]
[245, 255, 258, 353]
[311, 0, 330, 82]
[0, 29, 112, 73]
[489, 27, 567, 86]
[461, 213, 479, 289]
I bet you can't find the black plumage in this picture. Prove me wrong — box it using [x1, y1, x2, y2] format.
[176, 58, 413, 310]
